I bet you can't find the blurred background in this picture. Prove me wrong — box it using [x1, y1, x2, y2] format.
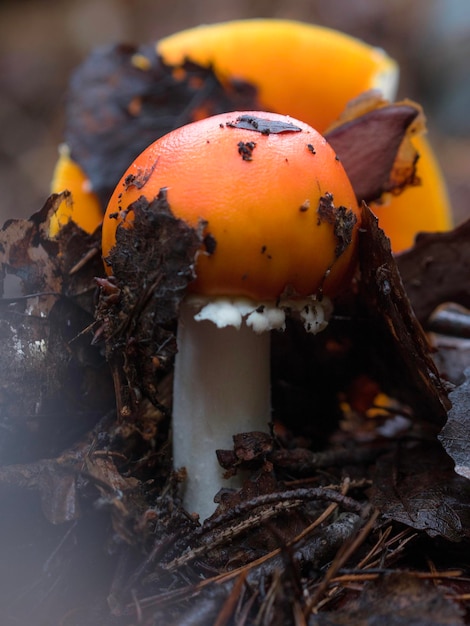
[1, 0, 469, 225]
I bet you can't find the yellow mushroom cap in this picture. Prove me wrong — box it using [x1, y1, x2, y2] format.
[158, 19, 399, 131]
[49, 145, 102, 236]
[102, 111, 361, 301]
[158, 19, 452, 252]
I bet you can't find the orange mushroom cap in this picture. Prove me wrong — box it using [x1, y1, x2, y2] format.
[102, 111, 361, 302]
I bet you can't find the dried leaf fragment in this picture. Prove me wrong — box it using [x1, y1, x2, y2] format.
[65, 44, 260, 207]
[438, 369, 470, 479]
[370, 441, 470, 541]
[357, 205, 450, 424]
[325, 95, 422, 203]
[397, 217, 470, 324]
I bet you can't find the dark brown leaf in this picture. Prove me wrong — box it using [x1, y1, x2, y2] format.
[326, 100, 420, 203]
[0, 194, 61, 305]
[311, 572, 464, 625]
[357, 205, 450, 424]
[0, 194, 114, 462]
[438, 369, 470, 479]
[397, 217, 470, 325]
[370, 441, 470, 541]
[0, 460, 79, 524]
[65, 44, 260, 207]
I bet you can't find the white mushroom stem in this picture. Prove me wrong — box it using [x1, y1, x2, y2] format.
[172, 299, 271, 520]
[172, 295, 333, 521]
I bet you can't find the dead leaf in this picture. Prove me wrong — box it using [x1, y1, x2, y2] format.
[65, 44, 260, 207]
[0, 460, 79, 524]
[310, 572, 464, 625]
[397, 217, 470, 325]
[326, 99, 421, 203]
[0, 193, 114, 461]
[370, 441, 470, 541]
[438, 368, 470, 479]
[356, 205, 450, 424]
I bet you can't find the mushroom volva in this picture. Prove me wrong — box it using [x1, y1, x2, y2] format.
[102, 111, 361, 519]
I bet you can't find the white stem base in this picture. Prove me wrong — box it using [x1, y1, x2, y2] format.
[172, 300, 271, 520]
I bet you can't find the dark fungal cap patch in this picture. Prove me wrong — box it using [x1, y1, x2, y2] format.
[227, 114, 302, 135]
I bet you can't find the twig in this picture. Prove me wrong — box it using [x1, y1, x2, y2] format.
[213, 571, 247, 626]
[303, 508, 380, 617]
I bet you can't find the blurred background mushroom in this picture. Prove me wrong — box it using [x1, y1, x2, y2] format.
[0, 0, 469, 226]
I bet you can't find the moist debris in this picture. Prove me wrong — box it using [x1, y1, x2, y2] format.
[123, 160, 158, 191]
[227, 113, 302, 134]
[317, 192, 336, 225]
[260, 245, 273, 259]
[317, 192, 357, 258]
[99, 188, 204, 414]
[203, 232, 217, 255]
[238, 140, 257, 161]
[333, 205, 358, 258]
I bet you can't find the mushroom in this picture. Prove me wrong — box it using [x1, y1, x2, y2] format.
[102, 111, 361, 519]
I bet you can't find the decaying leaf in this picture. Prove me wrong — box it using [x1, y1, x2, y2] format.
[398, 217, 470, 324]
[0, 194, 113, 463]
[356, 205, 450, 424]
[326, 94, 422, 203]
[311, 572, 464, 626]
[438, 368, 470, 479]
[65, 44, 260, 207]
[370, 440, 470, 541]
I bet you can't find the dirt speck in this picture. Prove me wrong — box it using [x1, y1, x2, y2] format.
[237, 141, 257, 161]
